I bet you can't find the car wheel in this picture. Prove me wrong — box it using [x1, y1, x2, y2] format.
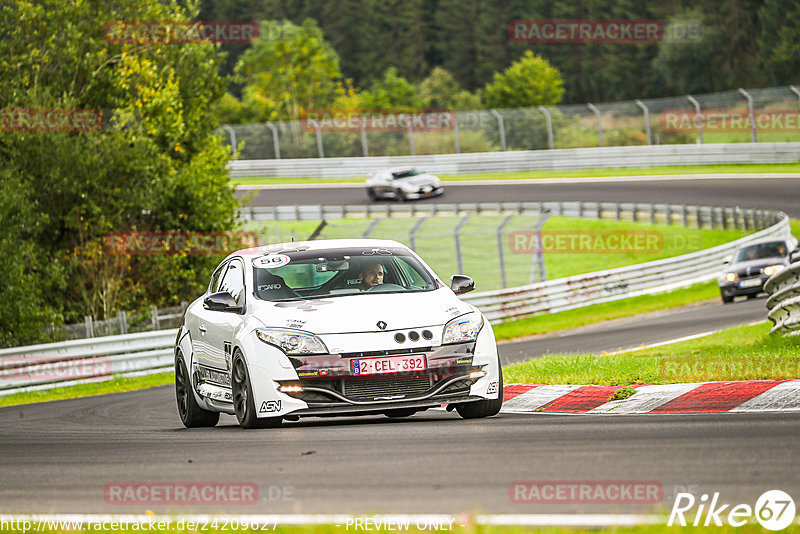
[175, 353, 219, 428]
[721, 291, 734, 304]
[384, 408, 417, 418]
[232, 351, 282, 429]
[456, 366, 503, 419]
[394, 188, 406, 202]
[367, 188, 377, 200]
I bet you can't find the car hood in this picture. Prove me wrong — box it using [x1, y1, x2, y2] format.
[397, 174, 439, 186]
[249, 288, 473, 334]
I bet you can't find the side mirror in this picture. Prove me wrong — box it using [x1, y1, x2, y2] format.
[450, 275, 475, 295]
[204, 291, 242, 313]
[791, 250, 800, 264]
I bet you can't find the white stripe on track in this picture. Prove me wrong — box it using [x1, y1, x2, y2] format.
[500, 384, 581, 412]
[730, 380, 800, 412]
[588, 383, 706, 414]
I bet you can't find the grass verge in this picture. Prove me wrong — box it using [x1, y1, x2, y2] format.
[493, 281, 718, 342]
[503, 322, 800, 385]
[230, 162, 800, 186]
[0, 371, 173, 408]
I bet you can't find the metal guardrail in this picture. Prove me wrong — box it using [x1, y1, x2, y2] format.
[228, 143, 800, 179]
[0, 205, 790, 396]
[765, 263, 800, 334]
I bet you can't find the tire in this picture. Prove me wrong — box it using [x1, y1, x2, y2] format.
[231, 352, 282, 429]
[394, 188, 406, 202]
[367, 188, 377, 200]
[456, 365, 503, 419]
[175, 354, 219, 428]
[721, 291, 734, 304]
[384, 408, 417, 418]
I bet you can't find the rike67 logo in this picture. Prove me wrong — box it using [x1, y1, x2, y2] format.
[669, 490, 796, 530]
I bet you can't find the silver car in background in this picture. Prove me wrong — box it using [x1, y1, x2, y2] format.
[365, 167, 444, 201]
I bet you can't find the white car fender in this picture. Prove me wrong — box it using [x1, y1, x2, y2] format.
[469, 313, 501, 400]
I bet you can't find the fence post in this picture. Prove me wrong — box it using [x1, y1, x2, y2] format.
[306, 119, 325, 158]
[401, 115, 416, 156]
[682, 205, 689, 227]
[489, 109, 506, 151]
[453, 113, 461, 153]
[649, 203, 656, 225]
[151, 306, 159, 331]
[635, 100, 652, 145]
[530, 213, 550, 283]
[687, 96, 703, 144]
[538, 106, 554, 149]
[409, 217, 427, 251]
[496, 214, 515, 288]
[221, 125, 237, 158]
[738, 88, 757, 143]
[358, 118, 369, 157]
[266, 122, 280, 159]
[791, 86, 800, 107]
[363, 218, 382, 238]
[587, 103, 603, 147]
[118, 311, 128, 335]
[84, 315, 94, 338]
[454, 214, 473, 274]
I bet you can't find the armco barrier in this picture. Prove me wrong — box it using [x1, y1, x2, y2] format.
[765, 263, 800, 334]
[0, 205, 790, 395]
[228, 142, 800, 179]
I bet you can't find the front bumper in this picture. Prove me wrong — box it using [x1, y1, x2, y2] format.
[719, 276, 767, 297]
[404, 186, 444, 200]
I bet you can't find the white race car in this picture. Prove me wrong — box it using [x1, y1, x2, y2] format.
[175, 239, 502, 429]
[365, 167, 444, 201]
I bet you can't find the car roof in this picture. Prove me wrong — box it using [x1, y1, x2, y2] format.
[735, 238, 788, 249]
[227, 238, 410, 262]
[380, 167, 419, 174]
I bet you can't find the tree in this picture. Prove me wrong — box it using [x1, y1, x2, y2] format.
[483, 50, 564, 108]
[418, 67, 481, 110]
[758, 0, 800, 85]
[360, 67, 426, 110]
[0, 0, 238, 342]
[235, 19, 345, 122]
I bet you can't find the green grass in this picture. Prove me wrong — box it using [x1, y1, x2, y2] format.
[230, 162, 800, 185]
[504, 322, 800, 385]
[0, 372, 173, 408]
[492, 281, 719, 342]
[245, 216, 745, 292]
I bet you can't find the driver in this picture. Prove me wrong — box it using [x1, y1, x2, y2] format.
[358, 260, 385, 291]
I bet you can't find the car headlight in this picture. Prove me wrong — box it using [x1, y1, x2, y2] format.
[723, 272, 738, 282]
[255, 328, 328, 355]
[442, 314, 484, 344]
[763, 265, 784, 277]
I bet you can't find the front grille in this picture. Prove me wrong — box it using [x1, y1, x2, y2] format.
[342, 376, 432, 400]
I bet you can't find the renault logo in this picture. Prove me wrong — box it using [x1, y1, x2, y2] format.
[376, 321, 387, 330]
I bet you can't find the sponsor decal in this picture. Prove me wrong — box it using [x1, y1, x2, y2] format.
[455, 357, 474, 365]
[297, 370, 319, 378]
[376, 321, 387, 330]
[259, 400, 281, 413]
[258, 284, 283, 291]
[487, 381, 498, 395]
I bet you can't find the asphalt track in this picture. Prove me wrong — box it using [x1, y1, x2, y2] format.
[238, 176, 800, 217]
[1, 387, 799, 514]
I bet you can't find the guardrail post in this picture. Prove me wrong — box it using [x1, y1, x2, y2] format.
[400, 115, 416, 156]
[738, 88, 758, 143]
[649, 203, 656, 225]
[616, 204, 621, 220]
[84, 315, 94, 338]
[118, 311, 127, 335]
[489, 109, 506, 151]
[306, 119, 325, 158]
[587, 103, 603, 147]
[497, 214, 515, 288]
[454, 214, 473, 274]
[665, 204, 672, 225]
[635, 100, 652, 145]
[538, 106, 555, 149]
[221, 125, 238, 158]
[409, 217, 427, 251]
[710, 207, 717, 229]
[682, 205, 689, 227]
[696, 206, 703, 229]
[266, 122, 281, 159]
[744, 211, 751, 231]
[632, 203, 638, 223]
[791, 85, 800, 107]
[687, 96, 703, 144]
[151, 306, 159, 331]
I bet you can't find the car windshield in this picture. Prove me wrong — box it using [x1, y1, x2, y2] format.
[392, 170, 420, 179]
[252, 247, 437, 301]
[732, 242, 787, 263]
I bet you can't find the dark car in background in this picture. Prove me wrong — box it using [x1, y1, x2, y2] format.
[718, 239, 798, 303]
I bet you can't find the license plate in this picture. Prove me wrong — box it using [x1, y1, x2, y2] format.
[351, 354, 426, 376]
[739, 278, 762, 288]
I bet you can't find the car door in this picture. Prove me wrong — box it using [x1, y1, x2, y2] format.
[193, 259, 246, 374]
